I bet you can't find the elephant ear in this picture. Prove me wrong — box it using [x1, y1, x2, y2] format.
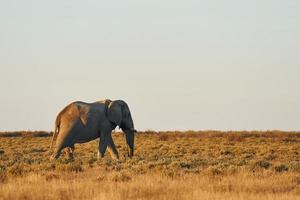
[107, 101, 122, 126]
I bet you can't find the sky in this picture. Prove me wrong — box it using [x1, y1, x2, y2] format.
[0, 0, 299, 131]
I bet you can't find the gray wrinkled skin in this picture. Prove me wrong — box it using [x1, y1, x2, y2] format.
[50, 99, 135, 161]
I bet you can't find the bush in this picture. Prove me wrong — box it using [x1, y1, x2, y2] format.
[254, 160, 271, 169]
[274, 164, 289, 172]
[179, 161, 192, 169]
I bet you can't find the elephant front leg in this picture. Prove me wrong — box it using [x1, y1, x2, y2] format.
[124, 130, 134, 158]
[98, 131, 109, 159]
[107, 135, 119, 160]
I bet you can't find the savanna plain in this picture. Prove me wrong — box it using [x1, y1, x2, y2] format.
[0, 130, 299, 200]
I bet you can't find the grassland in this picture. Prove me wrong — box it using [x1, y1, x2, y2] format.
[0, 130, 299, 200]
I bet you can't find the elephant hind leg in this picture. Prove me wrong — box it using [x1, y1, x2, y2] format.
[65, 145, 75, 160]
[50, 147, 63, 161]
[50, 125, 76, 161]
[50, 145, 73, 161]
[50, 139, 73, 161]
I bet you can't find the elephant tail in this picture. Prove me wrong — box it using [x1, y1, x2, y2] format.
[50, 117, 60, 149]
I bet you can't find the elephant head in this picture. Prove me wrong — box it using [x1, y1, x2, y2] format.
[107, 100, 136, 157]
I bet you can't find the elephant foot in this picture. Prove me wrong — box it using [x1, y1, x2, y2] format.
[97, 152, 104, 160]
[50, 152, 61, 161]
[64, 147, 74, 160]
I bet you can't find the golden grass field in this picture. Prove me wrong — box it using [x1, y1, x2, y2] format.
[0, 130, 299, 200]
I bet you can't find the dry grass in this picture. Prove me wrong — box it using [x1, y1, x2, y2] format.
[0, 130, 299, 199]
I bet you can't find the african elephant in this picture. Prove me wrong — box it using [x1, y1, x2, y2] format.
[50, 99, 136, 160]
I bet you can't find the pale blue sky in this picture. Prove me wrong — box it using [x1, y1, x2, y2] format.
[0, 0, 299, 131]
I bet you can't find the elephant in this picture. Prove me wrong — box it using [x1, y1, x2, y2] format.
[50, 99, 136, 160]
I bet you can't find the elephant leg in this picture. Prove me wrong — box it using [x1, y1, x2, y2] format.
[124, 130, 134, 158]
[107, 135, 119, 160]
[65, 144, 75, 160]
[98, 131, 110, 158]
[50, 126, 75, 161]
[50, 146, 64, 161]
